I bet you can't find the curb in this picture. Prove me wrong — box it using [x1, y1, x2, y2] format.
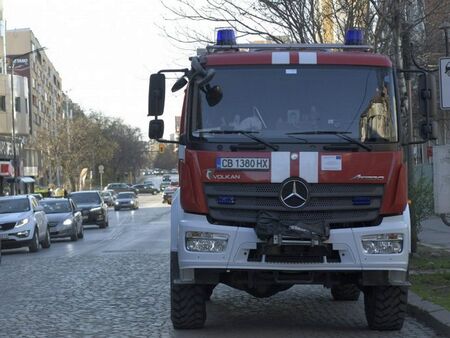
[408, 291, 450, 337]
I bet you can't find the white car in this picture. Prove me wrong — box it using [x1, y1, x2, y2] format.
[0, 195, 51, 252]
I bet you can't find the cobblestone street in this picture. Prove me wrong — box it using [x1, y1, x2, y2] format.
[0, 195, 443, 337]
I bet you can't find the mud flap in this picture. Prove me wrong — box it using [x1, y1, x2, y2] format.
[255, 210, 330, 244]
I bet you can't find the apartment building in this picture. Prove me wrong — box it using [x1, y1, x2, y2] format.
[6, 28, 64, 182]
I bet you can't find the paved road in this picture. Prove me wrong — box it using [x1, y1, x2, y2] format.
[0, 195, 443, 337]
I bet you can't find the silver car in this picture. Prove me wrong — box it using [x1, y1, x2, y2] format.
[0, 195, 51, 252]
[40, 198, 83, 241]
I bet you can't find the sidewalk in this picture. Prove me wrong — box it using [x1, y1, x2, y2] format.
[409, 215, 450, 336]
[418, 215, 450, 250]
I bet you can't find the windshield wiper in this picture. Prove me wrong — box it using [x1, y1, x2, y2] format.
[198, 130, 279, 151]
[287, 130, 372, 152]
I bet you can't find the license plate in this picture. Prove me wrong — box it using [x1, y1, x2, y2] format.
[216, 157, 270, 170]
[82, 215, 88, 220]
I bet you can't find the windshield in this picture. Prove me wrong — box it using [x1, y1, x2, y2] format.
[118, 193, 135, 199]
[40, 200, 71, 214]
[69, 193, 101, 204]
[192, 65, 398, 144]
[0, 198, 30, 214]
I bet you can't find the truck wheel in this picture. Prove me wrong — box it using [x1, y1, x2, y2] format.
[204, 284, 216, 301]
[364, 286, 407, 330]
[331, 284, 360, 301]
[171, 282, 206, 329]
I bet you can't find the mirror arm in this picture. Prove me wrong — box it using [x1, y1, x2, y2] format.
[158, 68, 189, 75]
[156, 138, 181, 145]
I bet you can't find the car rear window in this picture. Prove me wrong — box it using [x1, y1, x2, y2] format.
[41, 200, 71, 213]
[118, 192, 134, 198]
[69, 193, 101, 204]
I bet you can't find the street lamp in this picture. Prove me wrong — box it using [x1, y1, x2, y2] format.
[9, 47, 46, 194]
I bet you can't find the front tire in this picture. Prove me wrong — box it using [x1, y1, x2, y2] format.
[170, 256, 206, 329]
[70, 224, 78, 241]
[331, 284, 360, 301]
[78, 224, 84, 239]
[364, 286, 407, 330]
[41, 227, 51, 249]
[29, 228, 40, 252]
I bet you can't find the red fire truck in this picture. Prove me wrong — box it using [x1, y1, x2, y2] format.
[148, 29, 434, 330]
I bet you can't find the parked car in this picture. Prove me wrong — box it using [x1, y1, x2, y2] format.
[68, 191, 109, 228]
[0, 195, 51, 252]
[40, 198, 83, 241]
[132, 183, 159, 195]
[114, 192, 139, 211]
[100, 190, 116, 207]
[160, 175, 172, 191]
[162, 185, 178, 205]
[104, 183, 138, 194]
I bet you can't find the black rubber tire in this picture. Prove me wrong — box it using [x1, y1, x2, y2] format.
[70, 224, 78, 241]
[29, 228, 40, 252]
[203, 284, 216, 301]
[171, 283, 206, 329]
[364, 286, 407, 330]
[170, 254, 206, 329]
[78, 224, 84, 239]
[41, 228, 51, 249]
[331, 284, 360, 301]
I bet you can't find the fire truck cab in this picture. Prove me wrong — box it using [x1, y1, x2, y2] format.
[148, 29, 420, 331]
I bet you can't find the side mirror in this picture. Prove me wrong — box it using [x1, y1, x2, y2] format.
[34, 205, 44, 212]
[149, 119, 164, 139]
[206, 85, 223, 106]
[172, 77, 188, 92]
[148, 73, 166, 116]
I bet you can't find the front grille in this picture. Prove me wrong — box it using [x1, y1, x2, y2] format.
[0, 222, 16, 231]
[204, 183, 383, 228]
[48, 222, 59, 227]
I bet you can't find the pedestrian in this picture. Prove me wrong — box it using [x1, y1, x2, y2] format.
[47, 187, 53, 197]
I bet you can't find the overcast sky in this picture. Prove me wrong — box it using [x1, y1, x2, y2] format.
[5, 0, 206, 137]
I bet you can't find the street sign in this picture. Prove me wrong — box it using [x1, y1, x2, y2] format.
[98, 164, 104, 174]
[439, 57, 450, 110]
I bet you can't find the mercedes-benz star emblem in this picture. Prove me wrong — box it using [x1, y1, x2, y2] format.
[279, 178, 310, 209]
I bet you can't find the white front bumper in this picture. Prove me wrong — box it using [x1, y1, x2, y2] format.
[174, 207, 410, 273]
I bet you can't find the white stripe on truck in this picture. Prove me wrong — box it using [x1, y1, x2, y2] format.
[298, 52, 317, 64]
[271, 152, 290, 183]
[299, 152, 318, 183]
[272, 52, 290, 64]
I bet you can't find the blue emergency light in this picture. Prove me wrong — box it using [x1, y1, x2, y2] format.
[216, 28, 236, 45]
[345, 28, 364, 46]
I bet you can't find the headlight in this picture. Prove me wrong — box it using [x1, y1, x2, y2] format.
[90, 207, 102, 212]
[115, 201, 119, 205]
[362, 233, 403, 254]
[185, 231, 228, 252]
[15, 217, 29, 228]
[130, 200, 134, 204]
[63, 219, 73, 226]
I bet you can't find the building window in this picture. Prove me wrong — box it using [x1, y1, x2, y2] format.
[15, 97, 21, 113]
[0, 96, 5, 111]
[25, 99, 28, 114]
